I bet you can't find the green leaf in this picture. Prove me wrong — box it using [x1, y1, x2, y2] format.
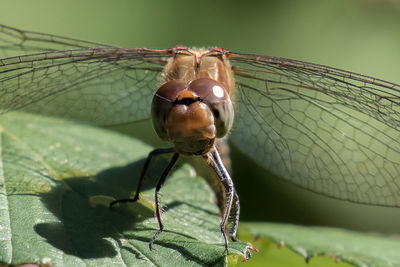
[0, 112, 249, 266]
[239, 222, 400, 267]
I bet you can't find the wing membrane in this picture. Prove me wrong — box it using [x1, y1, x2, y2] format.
[1, 24, 399, 207]
[0, 47, 170, 125]
[229, 53, 400, 207]
[0, 24, 111, 57]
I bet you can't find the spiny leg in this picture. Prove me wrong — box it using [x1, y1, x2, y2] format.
[110, 147, 175, 207]
[204, 148, 240, 254]
[206, 148, 240, 242]
[208, 150, 250, 257]
[149, 152, 180, 250]
[230, 190, 240, 242]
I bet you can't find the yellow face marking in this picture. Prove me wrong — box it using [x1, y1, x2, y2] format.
[176, 90, 198, 101]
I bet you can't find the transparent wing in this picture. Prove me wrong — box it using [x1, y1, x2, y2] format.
[229, 52, 400, 207]
[0, 24, 111, 57]
[0, 47, 170, 125]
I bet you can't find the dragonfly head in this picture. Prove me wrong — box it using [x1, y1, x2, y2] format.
[152, 78, 234, 155]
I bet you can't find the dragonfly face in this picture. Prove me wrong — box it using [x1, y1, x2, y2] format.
[152, 47, 234, 155]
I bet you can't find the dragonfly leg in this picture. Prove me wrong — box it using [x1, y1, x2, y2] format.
[109, 147, 175, 207]
[149, 152, 180, 250]
[204, 148, 240, 255]
[230, 190, 240, 242]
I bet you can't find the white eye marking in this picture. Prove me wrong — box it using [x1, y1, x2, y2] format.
[212, 85, 224, 98]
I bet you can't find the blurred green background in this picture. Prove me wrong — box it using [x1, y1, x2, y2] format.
[1, 0, 400, 236]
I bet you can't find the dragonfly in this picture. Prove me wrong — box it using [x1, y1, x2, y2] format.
[0, 24, 399, 255]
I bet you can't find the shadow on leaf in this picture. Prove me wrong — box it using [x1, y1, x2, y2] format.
[34, 156, 187, 259]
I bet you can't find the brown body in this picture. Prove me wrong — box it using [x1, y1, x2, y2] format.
[152, 48, 235, 155]
[147, 47, 243, 256]
[161, 48, 235, 96]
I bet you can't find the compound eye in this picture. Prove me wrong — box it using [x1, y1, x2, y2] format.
[188, 78, 234, 138]
[151, 80, 188, 140]
[155, 80, 187, 101]
[209, 98, 234, 138]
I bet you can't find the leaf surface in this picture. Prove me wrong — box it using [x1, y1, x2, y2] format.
[239, 222, 400, 267]
[0, 112, 248, 266]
